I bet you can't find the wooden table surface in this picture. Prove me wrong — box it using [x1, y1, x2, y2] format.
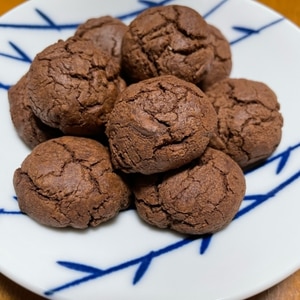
[0, 0, 299, 299]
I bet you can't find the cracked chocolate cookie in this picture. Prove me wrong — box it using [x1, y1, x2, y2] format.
[133, 147, 246, 235]
[13, 136, 131, 229]
[106, 75, 217, 175]
[121, 5, 214, 84]
[206, 78, 283, 169]
[27, 37, 126, 136]
[199, 24, 232, 91]
[8, 72, 62, 149]
[74, 16, 127, 65]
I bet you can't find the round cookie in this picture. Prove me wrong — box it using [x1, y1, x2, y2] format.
[121, 5, 214, 84]
[199, 24, 232, 91]
[106, 75, 217, 175]
[74, 16, 127, 65]
[133, 147, 246, 235]
[27, 37, 126, 136]
[206, 78, 283, 169]
[13, 136, 131, 229]
[8, 72, 62, 149]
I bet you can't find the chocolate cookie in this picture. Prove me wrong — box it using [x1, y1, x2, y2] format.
[199, 24, 232, 91]
[121, 5, 214, 84]
[206, 78, 283, 169]
[74, 16, 127, 65]
[8, 72, 62, 149]
[27, 37, 126, 136]
[133, 147, 246, 235]
[106, 75, 217, 174]
[13, 136, 131, 229]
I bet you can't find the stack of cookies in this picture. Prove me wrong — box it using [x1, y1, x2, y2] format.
[9, 5, 283, 234]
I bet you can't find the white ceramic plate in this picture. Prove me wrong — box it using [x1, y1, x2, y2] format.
[1, 0, 300, 299]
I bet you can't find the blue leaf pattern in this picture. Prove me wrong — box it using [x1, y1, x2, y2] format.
[0, 41, 32, 63]
[133, 252, 154, 284]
